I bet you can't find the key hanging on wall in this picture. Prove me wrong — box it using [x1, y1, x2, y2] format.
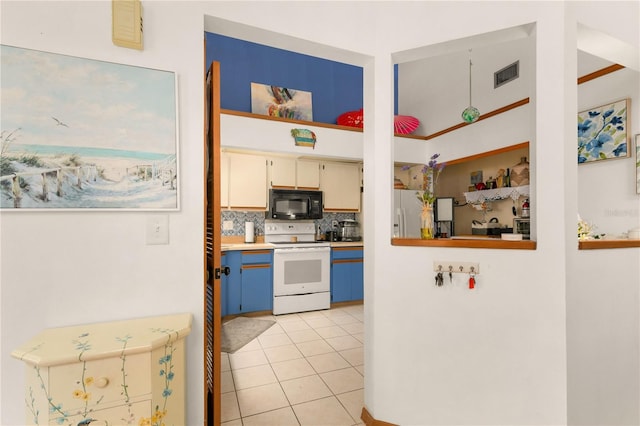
[469, 272, 476, 290]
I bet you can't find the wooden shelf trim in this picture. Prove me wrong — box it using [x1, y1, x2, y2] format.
[392, 238, 536, 250]
[444, 142, 529, 166]
[395, 98, 530, 141]
[577, 64, 625, 85]
[578, 239, 640, 250]
[221, 109, 363, 133]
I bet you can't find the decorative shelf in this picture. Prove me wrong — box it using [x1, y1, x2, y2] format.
[391, 237, 536, 250]
[221, 109, 363, 133]
[464, 185, 529, 204]
[578, 239, 640, 250]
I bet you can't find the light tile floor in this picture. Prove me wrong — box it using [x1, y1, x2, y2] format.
[222, 304, 364, 426]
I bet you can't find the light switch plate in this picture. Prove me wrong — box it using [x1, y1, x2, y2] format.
[146, 215, 169, 245]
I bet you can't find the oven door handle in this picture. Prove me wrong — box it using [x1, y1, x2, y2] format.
[274, 247, 330, 255]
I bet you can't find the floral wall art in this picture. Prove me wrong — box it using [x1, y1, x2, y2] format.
[578, 98, 630, 164]
[0, 45, 179, 210]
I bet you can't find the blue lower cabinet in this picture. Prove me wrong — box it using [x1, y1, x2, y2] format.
[241, 265, 273, 312]
[223, 249, 273, 316]
[223, 251, 242, 316]
[331, 247, 363, 303]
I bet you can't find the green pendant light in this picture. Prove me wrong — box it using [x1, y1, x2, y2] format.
[462, 49, 480, 123]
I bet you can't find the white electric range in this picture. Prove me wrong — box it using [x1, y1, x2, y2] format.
[264, 221, 331, 315]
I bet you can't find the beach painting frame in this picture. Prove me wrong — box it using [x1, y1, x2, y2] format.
[578, 98, 630, 164]
[250, 82, 313, 121]
[0, 45, 179, 211]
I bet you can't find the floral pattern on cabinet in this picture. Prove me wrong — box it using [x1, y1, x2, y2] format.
[12, 314, 192, 426]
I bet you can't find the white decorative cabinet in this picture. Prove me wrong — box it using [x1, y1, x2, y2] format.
[12, 313, 192, 426]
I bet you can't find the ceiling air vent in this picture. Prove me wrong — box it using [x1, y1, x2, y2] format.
[494, 61, 519, 88]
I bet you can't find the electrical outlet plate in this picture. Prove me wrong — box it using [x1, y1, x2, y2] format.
[433, 261, 479, 274]
[223, 220, 234, 231]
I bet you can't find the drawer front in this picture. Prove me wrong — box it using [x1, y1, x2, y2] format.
[241, 250, 272, 264]
[49, 352, 151, 412]
[50, 398, 151, 425]
[331, 247, 363, 260]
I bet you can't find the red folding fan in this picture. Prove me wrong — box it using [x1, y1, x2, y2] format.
[394, 115, 420, 134]
[337, 109, 364, 128]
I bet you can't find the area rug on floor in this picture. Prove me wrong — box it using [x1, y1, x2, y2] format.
[221, 317, 275, 353]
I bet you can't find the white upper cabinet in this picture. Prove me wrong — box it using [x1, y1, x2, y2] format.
[220, 152, 230, 207]
[296, 159, 320, 189]
[269, 157, 320, 190]
[269, 157, 296, 188]
[226, 152, 268, 210]
[320, 162, 361, 212]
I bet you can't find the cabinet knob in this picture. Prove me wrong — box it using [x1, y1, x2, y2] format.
[95, 377, 109, 388]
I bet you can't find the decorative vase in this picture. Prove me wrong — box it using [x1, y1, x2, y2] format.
[510, 157, 530, 187]
[420, 204, 435, 240]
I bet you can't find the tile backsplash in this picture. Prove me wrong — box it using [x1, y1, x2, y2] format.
[221, 210, 357, 237]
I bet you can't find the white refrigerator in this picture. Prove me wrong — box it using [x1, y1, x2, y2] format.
[394, 189, 422, 238]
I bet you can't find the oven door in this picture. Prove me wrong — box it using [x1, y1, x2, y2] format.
[273, 246, 330, 296]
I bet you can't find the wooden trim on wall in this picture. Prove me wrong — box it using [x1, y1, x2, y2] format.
[577, 64, 625, 85]
[578, 239, 640, 250]
[444, 141, 529, 166]
[361, 407, 398, 426]
[422, 98, 530, 140]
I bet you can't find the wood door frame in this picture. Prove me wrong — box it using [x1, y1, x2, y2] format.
[204, 60, 222, 426]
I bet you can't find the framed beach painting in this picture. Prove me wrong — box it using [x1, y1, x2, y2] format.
[578, 98, 630, 164]
[250, 83, 313, 121]
[0, 45, 179, 210]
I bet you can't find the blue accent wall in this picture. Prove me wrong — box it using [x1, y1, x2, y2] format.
[205, 33, 400, 123]
[205, 32, 364, 124]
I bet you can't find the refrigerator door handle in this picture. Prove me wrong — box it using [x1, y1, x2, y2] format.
[396, 208, 405, 238]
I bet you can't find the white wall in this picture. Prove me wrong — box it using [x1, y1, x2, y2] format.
[1, 2, 638, 426]
[568, 2, 640, 424]
[0, 2, 207, 424]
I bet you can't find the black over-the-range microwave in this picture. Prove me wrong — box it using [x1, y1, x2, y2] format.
[267, 189, 323, 220]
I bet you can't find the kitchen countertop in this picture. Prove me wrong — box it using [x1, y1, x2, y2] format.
[329, 241, 364, 247]
[221, 243, 274, 251]
[220, 241, 364, 251]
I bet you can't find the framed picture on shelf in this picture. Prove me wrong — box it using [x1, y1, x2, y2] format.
[578, 98, 630, 164]
[250, 83, 313, 121]
[470, 170, 483, 185]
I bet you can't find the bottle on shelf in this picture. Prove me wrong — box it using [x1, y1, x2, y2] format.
[510, 157, 529, 187]
[521, 198, 530, 218]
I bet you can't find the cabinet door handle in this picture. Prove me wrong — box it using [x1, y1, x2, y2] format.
[95, 377, 109, 388]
